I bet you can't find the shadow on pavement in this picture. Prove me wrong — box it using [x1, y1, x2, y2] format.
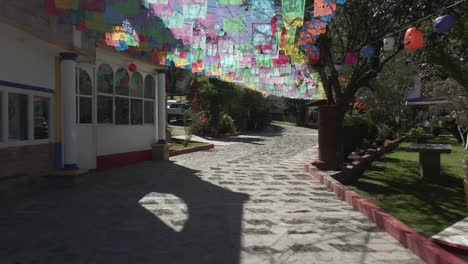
[0, 161, 249, 264]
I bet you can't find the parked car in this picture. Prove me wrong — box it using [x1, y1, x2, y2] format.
[167, 100, 180, 109]
[167, 103, 191, 121]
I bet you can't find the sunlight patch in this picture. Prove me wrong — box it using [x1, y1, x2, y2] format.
[138, 192, 188, 232]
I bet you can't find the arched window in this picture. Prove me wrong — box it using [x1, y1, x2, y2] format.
[97, 64, 114, 123]
[130, 72, 143, 98]
[130, 72, 143, 125]
[115, 68, 129, 96]
[144, 75, 155, 99]
[79, 69, 92, 95]
[144, 74, 156, 124]
[78, 69, 92, 124]
[143, 75, 156, 124]
[97, 64, 113, 94]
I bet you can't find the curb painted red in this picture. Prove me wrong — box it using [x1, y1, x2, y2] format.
[432, 238, 468, 256]
[304, 163, 468, 264]
[169, 144, 214, 157]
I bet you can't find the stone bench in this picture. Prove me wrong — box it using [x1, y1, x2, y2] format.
[407, 144, 452, 179]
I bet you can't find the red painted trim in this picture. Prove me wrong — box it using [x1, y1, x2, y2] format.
[304, 163, 468, 264]
[169, 144, 214, 157]
[432, 238, 468, 255]
[95, 149, 152, 172]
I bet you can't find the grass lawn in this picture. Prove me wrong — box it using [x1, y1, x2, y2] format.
[168, 139, 209, 152]
[350, 136, 468, 237]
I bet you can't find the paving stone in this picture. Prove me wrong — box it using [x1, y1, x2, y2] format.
[289, 243, 324, 252]
[0, 124, 423, 264]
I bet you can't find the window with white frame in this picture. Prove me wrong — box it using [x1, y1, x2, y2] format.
[115, 68, 130, 125]
[78, 68, 93, 124]
[8, 93, 28, 141]
[95, 63, 156, 126]
[0, 89, 52, 144]
[97, 64, 114, 124]
[144, 75, 155, 124]
[33, 96, 50, 139]
[130, 72, 143, 125]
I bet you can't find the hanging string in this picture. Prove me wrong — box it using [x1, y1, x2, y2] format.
[370, 0, 467, 45]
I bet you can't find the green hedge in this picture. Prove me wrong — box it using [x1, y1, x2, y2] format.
[344, 115, 378, 158]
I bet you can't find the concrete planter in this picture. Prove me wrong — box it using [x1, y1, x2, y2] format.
[169, 144, 214, 157]
[335, 138, 402, 184]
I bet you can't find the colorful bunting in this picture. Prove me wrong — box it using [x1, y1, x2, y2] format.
[44, 0, 346, 99]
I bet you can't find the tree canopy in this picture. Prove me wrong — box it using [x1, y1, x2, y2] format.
[313, 0, 464, 108]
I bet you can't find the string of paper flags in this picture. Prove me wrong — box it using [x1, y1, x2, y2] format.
[45, 0, 353, 99]
[44, 0, 462, 99]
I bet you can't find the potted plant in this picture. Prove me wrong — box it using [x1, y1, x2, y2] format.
[409, 127, 425, 143]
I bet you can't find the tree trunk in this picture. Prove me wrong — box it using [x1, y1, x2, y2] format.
[459, 125, 468, 150]
[465, 133, 468, 151]
[315, 105, 345, 170]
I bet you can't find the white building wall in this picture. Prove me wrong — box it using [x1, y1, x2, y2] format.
[95, 48, 163, 157]
[406, 74, 422, 100]
[96, 126, 155, 156]
[0, 22, 61, 90]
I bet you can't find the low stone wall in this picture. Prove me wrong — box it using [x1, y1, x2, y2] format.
[169, 144, 214, 157]
[0, 143, 55, 197]
[322, 138, 402, 184]
[0, 143, 54, 181]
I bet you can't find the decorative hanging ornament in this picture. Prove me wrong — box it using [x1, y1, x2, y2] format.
[360, 45, 375, 58]
[383, 37, 395, 51]
[345, 52, 357, 65]
[128, 63, 137, 72]
[433, 15, 456, 33]
[404, 27, 424, 50]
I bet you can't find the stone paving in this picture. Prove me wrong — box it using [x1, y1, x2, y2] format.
[0, 124, 424, 264]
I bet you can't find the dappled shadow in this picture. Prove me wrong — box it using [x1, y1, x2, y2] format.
[259, 124, 287, 137]
[0, 161, 249, 264]
[352, 155, 468, 237]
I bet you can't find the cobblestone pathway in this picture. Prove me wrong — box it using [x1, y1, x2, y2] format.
[0, 124, 423, 264]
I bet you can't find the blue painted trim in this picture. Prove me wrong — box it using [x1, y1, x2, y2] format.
[0, 80, 54, 94]
[64, 164, 80, 171]
[60, 52, 78, 61]
[54, 143, 63, 169]
[158, 140, 167, 144]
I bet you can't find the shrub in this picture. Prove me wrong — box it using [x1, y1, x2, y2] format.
[190, 111, 211, 136]
[218, 113, 237, 134]
[409, 127, 424, 143]
[344, 115, 378, 158]
[377, 124, 395, 141]
[431, 125, 441, 137]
